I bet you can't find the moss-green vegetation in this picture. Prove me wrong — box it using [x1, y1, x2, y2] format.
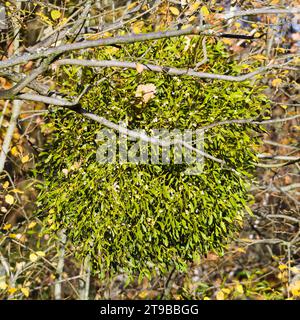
[35, 37, 269, 279]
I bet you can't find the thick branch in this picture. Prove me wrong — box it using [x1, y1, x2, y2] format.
[0, 25, 212, 70]
[0, 71, 50, 95]
[0, 55, 56, 99]
[56, 59, 295, 82]
[75, 106, 230, 168]
[5, 91, 237, 172]
[0, 6, 298, 71]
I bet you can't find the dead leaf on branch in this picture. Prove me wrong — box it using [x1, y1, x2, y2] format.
[135, 84, 156, 103]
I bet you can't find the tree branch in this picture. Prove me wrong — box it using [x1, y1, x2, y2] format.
[2, 5, 299, 71]
[0, 25, 212, 70]
[0, 55, 56, 99]
[56, 59, 296, 82]
[221, 7, 300, 20]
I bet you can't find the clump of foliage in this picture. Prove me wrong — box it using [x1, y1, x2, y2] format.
[35, 36, 269, 279]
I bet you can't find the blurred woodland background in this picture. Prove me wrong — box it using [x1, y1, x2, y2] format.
[0, 0, 299, 300]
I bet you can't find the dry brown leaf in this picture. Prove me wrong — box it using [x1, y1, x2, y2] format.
[135, 84, 156, 103]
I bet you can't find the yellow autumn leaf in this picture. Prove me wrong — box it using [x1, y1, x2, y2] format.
[222, 288, 231, 294]
[191, 2, 201, 12]
[272, 78, 282, 87]
[3, 181, 9, 189]
[3, 223, 12, 231]
[277, 271, 287, 281]
[29, 253, 38, 263]
[12, 188, 24, 194]
[36, 11, 53, 26]
[132, 27, 140, 34]
[280, 104, 288, 110]
[132, 21, 144, 34]
[136, 63, 144, 73]
[11, 146, 19, 157]
[235, 284, 244, 294]
[170, 7, 180, 16]
[289, 280, 300, 297]
[7, 287, 17, 295]
[104, 46, 119, 56]
[13, 132, 20, 140]
[188, 15, 197, 22]
[36, 251, 45, 257]
[138, 290, 148, 299]
[252, 54, 267, 61]
[292, 125, 300, 131]
[5, 194, 14, 205]
[218, 5, 225, 11]
[28, 221, 37, 229]
[21, 287, 30, 297]
[50, 274, 56, 281]
[21, 154, 30, 164]
[127, 2, 137, 10]
[293, 56, 300, 64]
[276, 47, 286, 53]
[86, 34, 102, 41]
[216, 290, 225, 300]
[58, 17, 68, 26]
[240, 238, 253, 243]
[236, 247, 246, 253]
[222, 38, 233, 45]
[51, 10, 61, 21]
[279, 264, 288, 271]
[103, 31, 113, 38]
[200, 6, 210, 17]
[181, 24, 192, 30]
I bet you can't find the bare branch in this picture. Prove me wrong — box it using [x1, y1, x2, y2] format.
[26, 2, 91, 53]
[0, 6, 298, 71]
[0, 70, 50, 95]
[263, 140, 300, 150]
[76, 106, 233, 170]
[4, 90, 235, 172]
[54, 230, 67, 300]
[15, 93, 80, 106]
[200, 114, 300, 131]
[257, 155, 300, 161]
[267, 214, 300, 224]
[0, 25, 212, 70]
[56, 59, 297, 82]
[222, 7, 300, 19]
[0, 55, 56, 99]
